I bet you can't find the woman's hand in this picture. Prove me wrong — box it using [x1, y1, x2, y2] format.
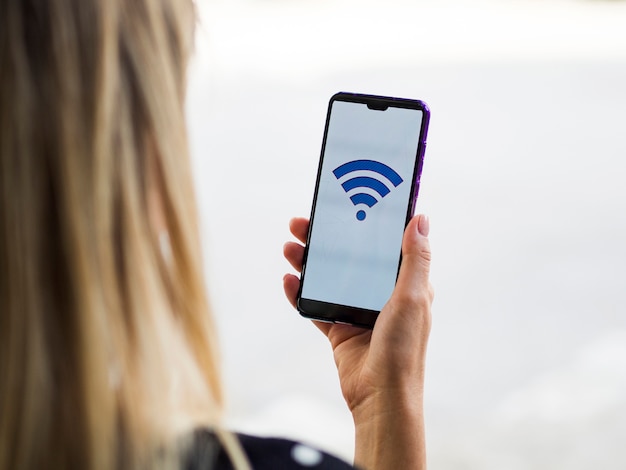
[283, 215, 433, 470]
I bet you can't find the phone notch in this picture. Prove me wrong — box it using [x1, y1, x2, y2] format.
[366, 101, 389, 111]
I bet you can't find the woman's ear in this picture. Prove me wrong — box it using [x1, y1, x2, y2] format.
[146, 142, 172, 262]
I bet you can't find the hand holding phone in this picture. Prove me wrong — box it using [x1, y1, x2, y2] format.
[283, 213, 433, 469]
[295, 92, 430, 328]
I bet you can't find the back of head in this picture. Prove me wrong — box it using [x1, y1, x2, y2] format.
[0, 1, 223, 468]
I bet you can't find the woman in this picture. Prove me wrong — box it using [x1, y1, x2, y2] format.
[0, 0, 433, 469]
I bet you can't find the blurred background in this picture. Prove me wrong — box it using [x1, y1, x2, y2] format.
[186, 0, 626, 468]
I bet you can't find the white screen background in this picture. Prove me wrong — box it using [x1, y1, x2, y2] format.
[301, 100, 423, 311]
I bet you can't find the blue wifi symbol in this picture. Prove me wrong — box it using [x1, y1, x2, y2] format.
[333, 159, 403, 221]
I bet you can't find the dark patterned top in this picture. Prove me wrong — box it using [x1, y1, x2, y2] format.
[185, 430, 355, 470]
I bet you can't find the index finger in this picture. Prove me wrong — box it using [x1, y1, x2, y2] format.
[289, 217, 309, 244]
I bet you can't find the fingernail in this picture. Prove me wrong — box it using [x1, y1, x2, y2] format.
[417, 214, 430, 237]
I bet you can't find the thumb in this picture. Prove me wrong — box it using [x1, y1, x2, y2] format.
[392, 214, 432, 306]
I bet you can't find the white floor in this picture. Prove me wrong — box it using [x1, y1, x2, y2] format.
[187, 1, 626, 468]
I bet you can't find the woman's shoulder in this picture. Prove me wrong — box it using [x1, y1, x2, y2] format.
[185, 429, 355, 470]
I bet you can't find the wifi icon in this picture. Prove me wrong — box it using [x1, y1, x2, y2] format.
[333, 159, 403, 221]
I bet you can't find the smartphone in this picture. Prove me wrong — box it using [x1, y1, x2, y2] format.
[296, 92, 430, 329]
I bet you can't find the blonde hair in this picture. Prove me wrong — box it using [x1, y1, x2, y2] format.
[0, 1, 244, 468]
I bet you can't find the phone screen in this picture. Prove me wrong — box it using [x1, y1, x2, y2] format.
[298, 94, 428, 325]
